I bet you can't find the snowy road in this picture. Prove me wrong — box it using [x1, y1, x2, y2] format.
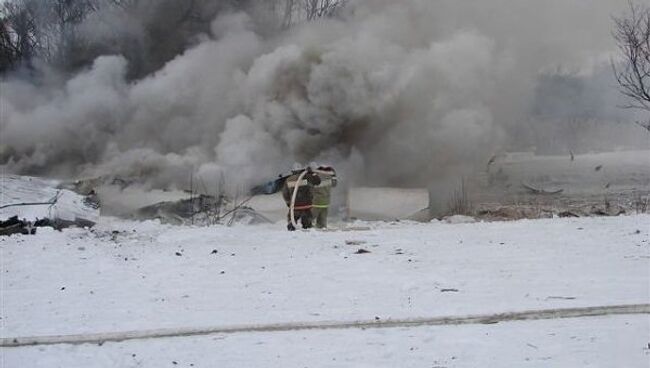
[1, 215, 649, 366]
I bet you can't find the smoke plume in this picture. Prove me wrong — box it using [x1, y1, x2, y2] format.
[0, 0, 643, 195]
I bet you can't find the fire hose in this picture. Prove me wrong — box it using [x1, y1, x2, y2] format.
[289, 169, 309, 229]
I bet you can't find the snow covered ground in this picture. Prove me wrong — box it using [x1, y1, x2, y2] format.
[5, 315, 649, 368]
[1, 215, 649, 367]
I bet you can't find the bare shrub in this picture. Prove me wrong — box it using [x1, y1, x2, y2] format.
[633, 191, 648, 214]
[446, 178, 473, 216]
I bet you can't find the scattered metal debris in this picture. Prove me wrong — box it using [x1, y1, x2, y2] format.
[134, 195, 271, 226]
[521, 182, 564, 195]
[1, 175, 100, 236]
[0, 216, 36, 236]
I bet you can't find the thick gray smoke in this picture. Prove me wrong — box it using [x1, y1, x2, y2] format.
[0, 0, 643, 195]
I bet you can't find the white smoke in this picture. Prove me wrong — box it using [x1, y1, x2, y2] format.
[0, 0, 641, 195]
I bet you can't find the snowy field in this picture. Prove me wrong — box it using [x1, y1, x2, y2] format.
[1, 215, 649, 367]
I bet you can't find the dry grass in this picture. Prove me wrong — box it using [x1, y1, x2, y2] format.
[446, 178, 473, 216]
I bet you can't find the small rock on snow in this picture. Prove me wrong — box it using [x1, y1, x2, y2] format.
[346, 240, 367, 246]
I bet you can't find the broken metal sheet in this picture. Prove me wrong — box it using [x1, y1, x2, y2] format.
[0, 175, 100, 226]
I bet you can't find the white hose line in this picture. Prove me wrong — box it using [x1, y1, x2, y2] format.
[290, 170, 308, 228]
[2, 304, 648, 348]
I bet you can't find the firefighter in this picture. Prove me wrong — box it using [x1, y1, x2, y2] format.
[311, 165, 337, 229]
[282, 166, 321, 231]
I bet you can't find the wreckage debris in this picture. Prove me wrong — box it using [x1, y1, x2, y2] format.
[521, 182, 564, 195]
[58, 175, 272, 226]
[1, 175, 100, 236]
[0, 215, 99, 236]
[135, 194, 272, 226]
[136, 195, 223, 224]
[0, 216, 36, 236]
[33, 217, 97, 230]
[558, 211, 580, 218]
[440, 288, 460, 293]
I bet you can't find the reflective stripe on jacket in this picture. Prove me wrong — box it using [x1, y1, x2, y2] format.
[282, 171, 321, 208]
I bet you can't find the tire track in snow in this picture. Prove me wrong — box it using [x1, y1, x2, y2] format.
[2, 303, 648, 347]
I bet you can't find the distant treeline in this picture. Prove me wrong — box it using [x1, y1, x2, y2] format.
[0, 0, 346, 78]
